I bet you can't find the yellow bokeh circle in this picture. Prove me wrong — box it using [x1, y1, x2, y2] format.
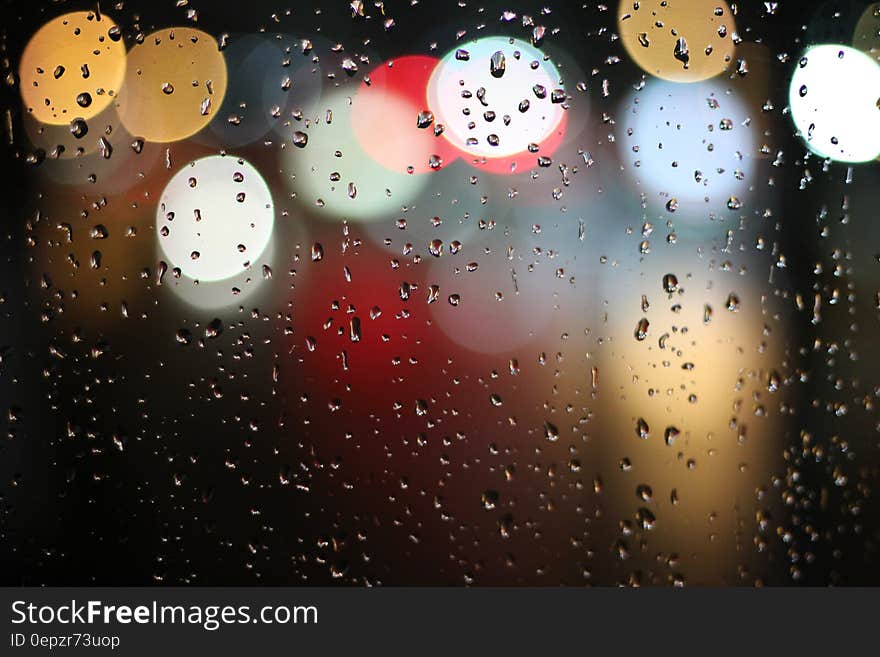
[618, 0, 737, 83]
[19, 11, 126, 125]
[116, 28, 227, 143]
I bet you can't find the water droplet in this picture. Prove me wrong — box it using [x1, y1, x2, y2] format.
[69, 118, 88, 139]
[490, 50, 506, 78]
[341, 57, 358, 75]
[673, 37, 690, 68]
[636, 507, 656, 531]
[349, 317, 361, 342]
[481, 490, 499, 510]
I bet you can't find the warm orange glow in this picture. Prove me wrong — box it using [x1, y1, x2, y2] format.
[115, 27, 227, 143]
[617, 0, 737, 83]
[19, 11, 126, 125]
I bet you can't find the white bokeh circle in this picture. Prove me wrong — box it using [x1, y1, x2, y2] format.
[427, 36, 566, 159]
[162, 240, 278, 311]
[789, 44, 880, 163]
[157, 155, 275, 282]
[617, 79, 757, 220]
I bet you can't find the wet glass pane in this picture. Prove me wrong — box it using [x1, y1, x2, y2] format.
[1, 0, 879, 586]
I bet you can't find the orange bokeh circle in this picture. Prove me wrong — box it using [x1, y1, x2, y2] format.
[19, 11, 126, 125]
[116, 27, 228, 143]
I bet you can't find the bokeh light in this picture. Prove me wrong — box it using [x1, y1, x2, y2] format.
[157, 155, 274, 282]
[207, 33, 321, 148]
[788, 44, 880, 163]
[19, 11, 126, 125]
[617, 78, 757, 225]
[427, 36, 567, 172]
[360, 160, 494, 256]
[162, 240, 279, 311]
[590, 250, 786, 577]
[617, 0, 737, 83]
[282, 88, 430, 222]
[597, 254, 781, 430]
[352, 55, 458, 174]
[116, 28, 228, 143]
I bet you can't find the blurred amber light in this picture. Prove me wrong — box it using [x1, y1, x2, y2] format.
[617, 0, 737, 83]
[19, 11, 126, 125]
[115, 27, 228, 143]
